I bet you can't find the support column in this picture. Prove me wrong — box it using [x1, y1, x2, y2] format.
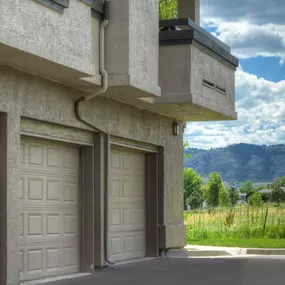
[81, 146, 95, 272]
[0, 108, 20, 285]
[145, 152, 159, 257]
[93, 133, 107, 268]
[157, 147, 166, 251]
[0, 113, 8, 285]
[178, 0, 200, 24]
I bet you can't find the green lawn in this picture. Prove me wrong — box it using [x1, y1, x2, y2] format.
[188, 238, 285, 248]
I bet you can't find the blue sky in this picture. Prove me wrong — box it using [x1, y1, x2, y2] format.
[184, 0, 285, 149]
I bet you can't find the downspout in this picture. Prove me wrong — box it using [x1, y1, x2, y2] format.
[74, 0, 114, 267]
[75, 0, 110, 129]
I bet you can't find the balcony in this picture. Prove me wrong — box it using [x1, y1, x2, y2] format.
[138, 18, 239, 122]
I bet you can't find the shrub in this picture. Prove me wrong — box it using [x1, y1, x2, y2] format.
[184, 211, 192, 221]
[224, 210, 235, 228]
[271, 183, 285, 205]
[187, 190, 204, 210]
[248, 191, 262, 206]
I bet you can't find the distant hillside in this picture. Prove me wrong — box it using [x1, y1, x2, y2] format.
[184, 143, 285, 182]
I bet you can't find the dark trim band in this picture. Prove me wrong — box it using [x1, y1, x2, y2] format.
[160, 29, 238, 68]
[35, 0, 69, 13]
[160, 18, 230, 53]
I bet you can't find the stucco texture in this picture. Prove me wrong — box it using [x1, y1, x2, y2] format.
[106, 0, 161, 96]
[159, 44, 236, 120]
[0, 65, 184, 284]
[191, 45, 235, 111]
[0, 0, 94, 75]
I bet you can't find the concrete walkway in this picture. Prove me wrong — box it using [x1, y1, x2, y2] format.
[38, 257, 285, 285]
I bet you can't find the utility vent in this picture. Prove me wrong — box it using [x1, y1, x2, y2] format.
[216, 85, 226, 95]
[203, 80, 215, 89]
[203, 80, 226, 95]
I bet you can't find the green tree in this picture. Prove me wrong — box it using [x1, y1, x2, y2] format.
[205, 172, 224, 208]
[278, 176, 285, 187]
[239, 180, 255, 195]
[200, 184, 208, 200]
[184, 168, 202, 208]
[255, 185, 266, 191]
[229, 187, 240, 206]
[159, 0, 178, 20]
[219, 184, 231, 207]
[186, 190, 204, 210]
[248, 191, 262, 207]
[271, 182, 285, 205]
[184, 140, 192, 159]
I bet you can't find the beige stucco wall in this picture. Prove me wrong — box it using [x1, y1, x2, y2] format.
[191, 45, 235, 111]
[0, 0, 94, 75]
[0, 65, 184, 285]
[159, 44, 236, 118]
[106, 0, 160, 96]
[159, 45, 191, 96]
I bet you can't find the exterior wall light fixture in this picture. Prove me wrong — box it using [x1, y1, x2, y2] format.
[173, 122, 180, 136]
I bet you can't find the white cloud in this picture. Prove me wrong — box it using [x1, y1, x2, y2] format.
[201, 0, 285, 26]
[279, 59, 285, 66]
[185, 68, 285, 149]
[200, 1, 285, 62]
[216, 22, 285, 60]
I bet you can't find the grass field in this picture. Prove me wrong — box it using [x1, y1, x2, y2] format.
[188, 238, 285, 248]
[185, 203, 285, 248]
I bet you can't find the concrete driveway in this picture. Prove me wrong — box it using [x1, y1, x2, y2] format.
[41, 257, 285, 285]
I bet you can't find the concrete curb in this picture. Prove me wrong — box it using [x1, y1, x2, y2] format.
[164, 245, 285, 258]
[166, 249, 231, 258]
[246, 249, 285, 255]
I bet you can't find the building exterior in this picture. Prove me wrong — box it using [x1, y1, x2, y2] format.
[0, 0, 238, 284]
[237, 193, 247, 204]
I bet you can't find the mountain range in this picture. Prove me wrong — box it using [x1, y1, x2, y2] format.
[184, 143, 285, 182]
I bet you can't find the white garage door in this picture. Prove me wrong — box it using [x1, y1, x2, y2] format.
[109, 147, 146, 262]
[19, 137, 80, 281]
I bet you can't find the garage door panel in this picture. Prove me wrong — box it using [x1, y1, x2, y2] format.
[63, 182, 78, 204]
[46, 180, 62, 202]
[111, 150, 144, 176]
[110, 148, 146, 262]
[19, 174, 78, 206]
[110, 207, 145, 231]
[46, 214, 61, 236]
[110, 179, 144, 199]
[20, 140, 79, 173]
[20, 211, 79, 241]
[20, 138, 80, 281]
[110, 232, 145, 262]
[20, 245, 79, 280]
[46, 248, 61, 269]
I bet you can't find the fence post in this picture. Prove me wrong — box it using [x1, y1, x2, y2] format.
[263, 207, 269, 232]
